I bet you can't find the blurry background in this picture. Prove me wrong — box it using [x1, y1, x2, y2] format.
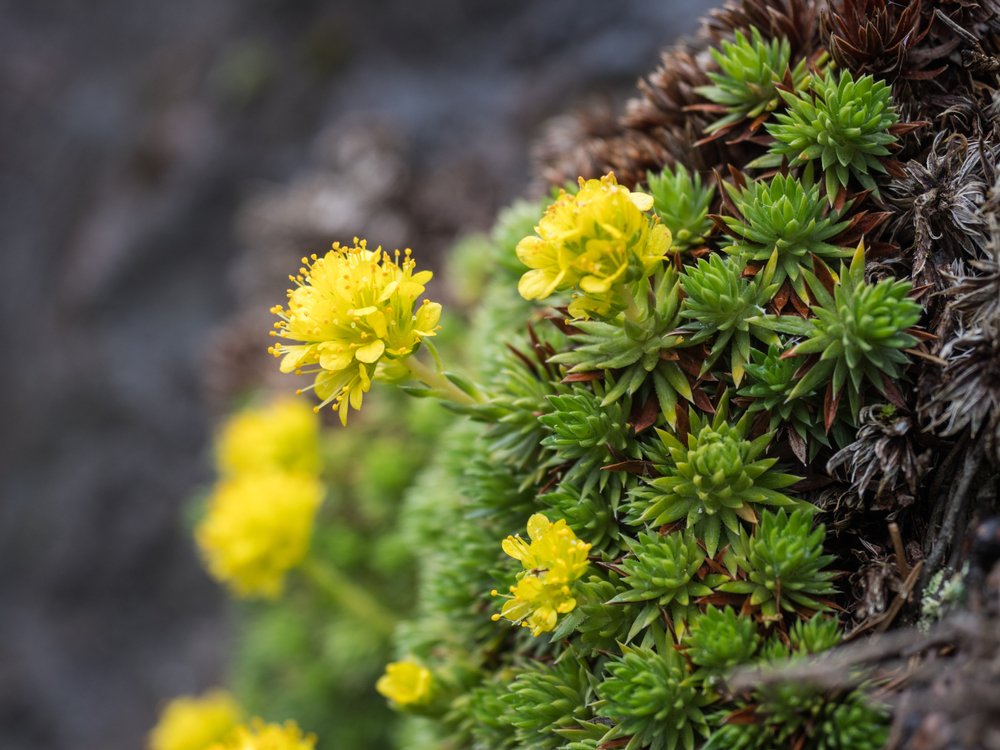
[0, 1, 711, 748]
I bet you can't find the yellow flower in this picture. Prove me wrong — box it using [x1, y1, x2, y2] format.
[494, 575, 580, 637]
[501, 513, 591, 582]
[376, 660, 434, 707]
[210, 719, 315, 750]
[492, 513, 591, 636]
[215, 398, 321, 477]
[196, 472, 323, 598]
[516, 172, 671, 318]
[149, 690, 241, 750]
[269, 238, 442, 424]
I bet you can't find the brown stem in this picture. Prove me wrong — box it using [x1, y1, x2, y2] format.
[921, 440, 984, 586]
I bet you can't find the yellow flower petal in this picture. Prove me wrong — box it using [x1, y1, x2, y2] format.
[278, 345, 314, 374]
[366, 310, 388, 339]
[317, 343, 353, 372]
[629, 191, 654, 211]
[526, 513, 552, 541]
[414, 301, 442, 334]
[515, 235, 546, 266]
[348, 381, 365, 410]
[501, 536, 533, 564]
[517, 268, 561, 300]
[355, 339, 386, 364]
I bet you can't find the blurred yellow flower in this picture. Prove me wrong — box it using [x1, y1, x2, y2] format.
[269, 238, 441, 424]
[210, 719, 315, 750]
[492, 513, 591, 636]
[215, 398, 320, 477]
[196, 472, 323, 598]
[149, 690, 241, 750]
[376, 660, 434, 707]
[516, 173, 671, 318]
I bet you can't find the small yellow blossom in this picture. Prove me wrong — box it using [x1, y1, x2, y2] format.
[196, 472, 323, 598]
[149, 690, 241, 750]
[492, 513, 591, 636]
[501, 513, 591, 583]
[376, 660, 434, 707]
[269, 238, 442, 424]
[215, 398, 321, 477]
[516, 173, 671, 318]
[209, 719, 315, 750]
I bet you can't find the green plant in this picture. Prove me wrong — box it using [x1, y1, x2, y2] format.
[811, 696, 891, 750]
[610, 529, 724, 630]
[694, 27, 810, 135]
[552, 574, 637, 652]
[595, 643, 712, 750]
[479, 345, 565, 487]
[550, 267, 693, 426]
[785, 244, 922, 418]
[540, 383, 635, 494]
[464, 676, 516, 750]
[646, 164, 715, 251]
[679, 251, 784, 383]
[501, 655, 593, 750]
[684, 606, 761, 674]
[757, 70, 899, 199]
[788, 614, 842, 655]
[189, 0, 993, 746]
[722, 173, 852, 300]
[628, 395, 801, 556]
[738, 345, 840, 460]
[538, 484, 622, 553]
[722, 508, 837, 618]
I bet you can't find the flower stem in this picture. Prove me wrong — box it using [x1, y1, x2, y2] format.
[403, 355, 483, 406]
[299, 556, 396, 637]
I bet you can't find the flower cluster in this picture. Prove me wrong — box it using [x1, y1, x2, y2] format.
[516, 173, 671, 318]
[149, 691, 241, 750]
[492, 513, 592, 636]
[210, 719, 315, 750]
[215, 397, 320, 476]
[196, 399, 324, 598]
[376, 660, 434, 707]
[196, 471, 323, 598]
[269, 238, 441, 424]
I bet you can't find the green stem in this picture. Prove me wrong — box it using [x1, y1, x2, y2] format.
[299, 556, 396, 637]
[403, 355, 483, 406]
